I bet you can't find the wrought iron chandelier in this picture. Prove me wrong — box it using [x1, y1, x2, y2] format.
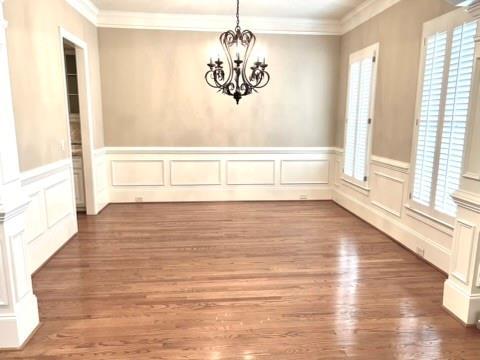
[205, 0, 270, 104]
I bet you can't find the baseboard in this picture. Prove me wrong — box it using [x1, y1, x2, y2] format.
[443, 279, 480, 325]
[0, 294, 39, 348]
[110, 187, 333, 203]
[333, 188, 450, 272]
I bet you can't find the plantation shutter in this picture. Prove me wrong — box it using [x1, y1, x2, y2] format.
[435, 21, 477, 216]
[344, 62, 360, 178]
[344, 47, 377, 183]
[413, 32, 448, 205]
[412, 17, 477, 220]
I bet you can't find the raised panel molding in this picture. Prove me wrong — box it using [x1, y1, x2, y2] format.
[370, 171, 404, 217]
[21, 160, 78, 274]
[45, 179, 73, 228]
[24, 191, 47, 244]
[226, 160, 275, 185]
[112, 160, 164, 186]
[9, 232, 29, 302]
[280, 160, 329, 185]
[451, 220, 476, 285]
[170, 160, 221, 186]
[0, 240, 8, 306]
[104, 148, 334, 202]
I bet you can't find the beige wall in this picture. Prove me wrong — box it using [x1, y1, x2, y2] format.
[4, 0, 104, 171]
[337, 0, 454, 162]
[99, 29, 339, 147]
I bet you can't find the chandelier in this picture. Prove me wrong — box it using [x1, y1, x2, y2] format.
[205, 0, 270, 104]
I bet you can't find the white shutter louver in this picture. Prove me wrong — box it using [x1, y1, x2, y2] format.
[413, 32, 447, 206]
[435, 21, 477, 216]
[343, 46, 377, 184]
[411, 18, 477, 220]
[354, 58, 374, 182]
[344, 62, 360, 178]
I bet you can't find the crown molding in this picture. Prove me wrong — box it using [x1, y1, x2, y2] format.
[96, 11, 342, 35]
[65, 0, 404, 36]
[65, 0, 99, 25]
[340, 0, 401, 34]
[468, 0, 480, 20]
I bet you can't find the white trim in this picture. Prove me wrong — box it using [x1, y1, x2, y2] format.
[65, 0, 405, 36]
[97, 12, 341, 35]
[340, 0, 401, 34]
[404, 204, 455, 235]
[65, 0, 99, 25]
[371, 155, 410, 173]
[334, 188, 451, 272]
[342, 42, 379, 188]
[104, 147, 338, 155]
[20, 159, 71, 185]
[59, 27, 98, 215]
[452, 190, 480, 213]
[463, 171, 480, 180]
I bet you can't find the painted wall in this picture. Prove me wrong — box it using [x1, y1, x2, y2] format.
[98, 29, 339, 147]
[336, 0, 454, 162]
[4, 0, 104, 171]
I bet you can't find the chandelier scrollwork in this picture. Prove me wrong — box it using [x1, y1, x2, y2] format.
[205, 0, 270, 104]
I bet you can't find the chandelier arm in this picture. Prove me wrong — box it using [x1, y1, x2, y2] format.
[253, 71, 270, 89]
[240, 31, 257, 89]
[220, 30, 236, 87]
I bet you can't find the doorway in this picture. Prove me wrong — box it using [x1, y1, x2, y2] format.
[63, 40, 86, 212]
[59, 28, 97, 215]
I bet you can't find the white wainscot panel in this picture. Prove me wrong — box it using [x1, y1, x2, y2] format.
[24, 191, 47, 244]
[170, 160, 221, 186]
[112, 160, 164, 186]
[451, 220, 476, 285]
[10, 232, 29, 301]
[280, 160, 329, 185]
[370, 171, 405, 217]
[96, 160, 108, 192]
[227, 160, 275, 185]
[0, 242, 9, 305]
[45, 179, 73, 228]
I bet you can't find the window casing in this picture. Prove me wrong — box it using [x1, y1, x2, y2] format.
[343, 43, 379, 188]
[410, 9, 477, 223]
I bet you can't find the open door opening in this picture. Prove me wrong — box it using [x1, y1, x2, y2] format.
[59, 28, 97, 215]
[63, 40, 86, 213]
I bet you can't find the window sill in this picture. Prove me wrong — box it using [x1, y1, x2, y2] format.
[404, 203, 454, 236]
[341, 176, 370, 196]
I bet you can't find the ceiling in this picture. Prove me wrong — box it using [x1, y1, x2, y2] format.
[90, 0, 367, 20]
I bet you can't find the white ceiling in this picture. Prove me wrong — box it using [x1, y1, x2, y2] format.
[90, 0, 366, 20]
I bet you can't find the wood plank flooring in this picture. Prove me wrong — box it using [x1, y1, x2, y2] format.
[2, 201, 480, 359]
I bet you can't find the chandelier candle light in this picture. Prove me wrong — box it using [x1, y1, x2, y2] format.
[205, 0, 270, 104]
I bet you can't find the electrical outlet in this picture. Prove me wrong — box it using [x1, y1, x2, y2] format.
[135, 197, 144, 202]
[416, 247, 425, 258]
[299, 195, 308, 200]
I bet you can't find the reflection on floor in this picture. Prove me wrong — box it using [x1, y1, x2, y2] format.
[2, 201, 480, 359]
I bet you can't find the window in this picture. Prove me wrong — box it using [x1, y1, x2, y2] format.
[411, 11, 477, 221]
[343, 44, 379, 186]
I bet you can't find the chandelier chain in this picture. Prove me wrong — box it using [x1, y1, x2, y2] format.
[236, 0, 240, 30]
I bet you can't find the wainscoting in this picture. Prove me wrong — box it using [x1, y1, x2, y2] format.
[21, 159, 78, 274]
[332, 151, 452, 273]
[105, 147, 335, 203]
[19, 147, 454, 275]
[94, 148, 108, 213]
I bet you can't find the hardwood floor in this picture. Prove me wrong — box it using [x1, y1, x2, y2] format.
[2, 201, 480, 359]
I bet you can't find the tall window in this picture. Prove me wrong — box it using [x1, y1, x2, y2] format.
[344, 44, 379, 185]
[412, 12, 477, 220]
